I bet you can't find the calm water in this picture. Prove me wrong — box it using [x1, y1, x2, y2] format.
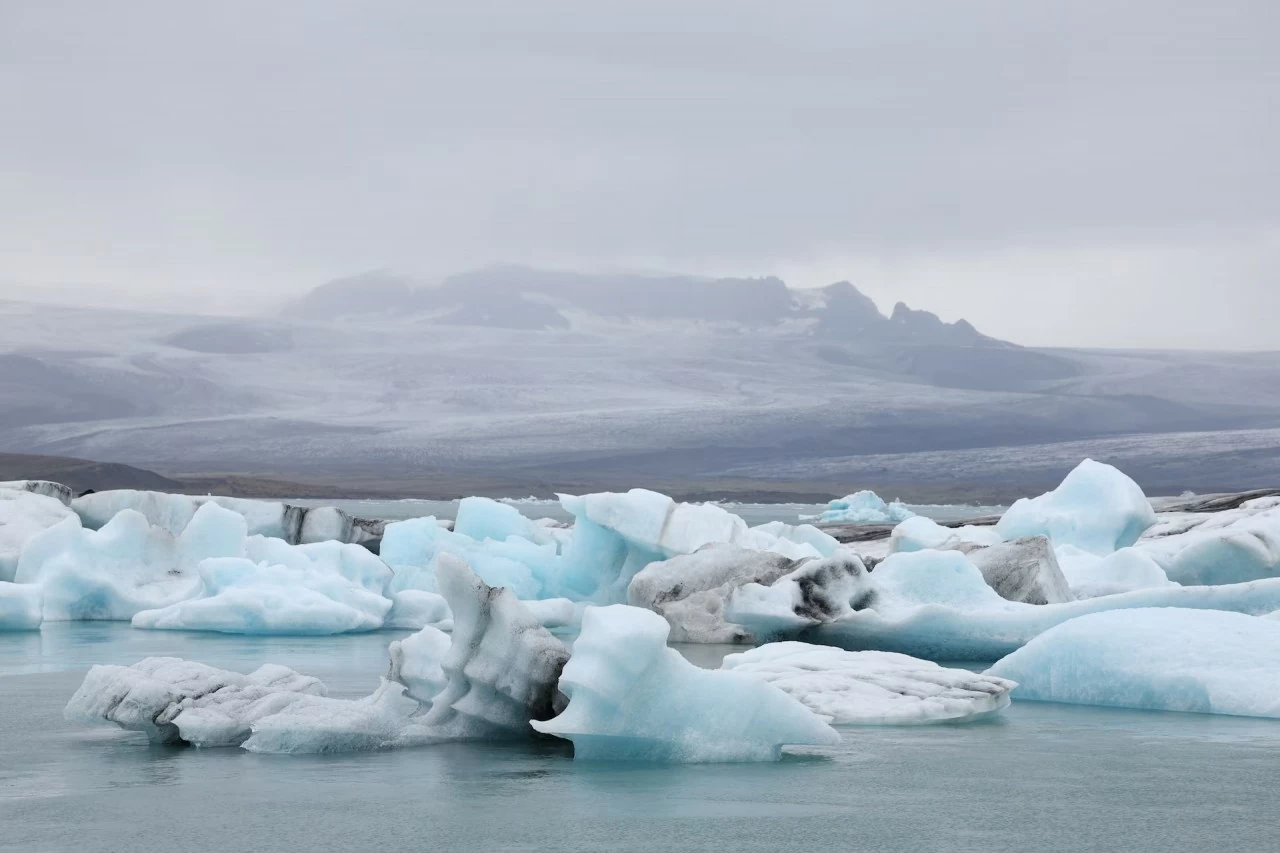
[3, 624, 1279, 853]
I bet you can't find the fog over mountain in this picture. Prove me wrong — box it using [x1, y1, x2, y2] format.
[4, 267, 1280, 500]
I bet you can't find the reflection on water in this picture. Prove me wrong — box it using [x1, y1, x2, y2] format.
[2, 624, 1279, 853]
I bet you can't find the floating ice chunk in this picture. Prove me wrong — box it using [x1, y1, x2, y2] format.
[381, 516, 548, 600]
[241, 679, 427, 754]
[1137, 504, 1280, 585]
[387, 625, 451, 704]
[417, 555, 569, 739]
[0, 581, 42, 630]
[453, 497, 552, 544]
[72, 490, 294, 539]
[721, 642, 1015, 724]
[1056, 545, 1174, 599]
[745, 521, 841, 557]
[522, 597, 581, 630]
[385, 590, 452, 630]
[996, 459, 1155, 555]
[15, 509, 215, 621]
[628, 544, 805, 643]
[889, 516, 1001, 554]
[64, 656, 326, 745]
[728, 548, 1280, 659]
[965, 536, 1073, 604]
[532, 605, 839, 761]
[0, 487, 75, 582]
[726, 550, 873, 640]
[131, 556, 392, 635]
[803, 491, 916, 525]
[987, 609, 1280, 718]
[0, 480, 73, 505]
[562, 489, 826, 562]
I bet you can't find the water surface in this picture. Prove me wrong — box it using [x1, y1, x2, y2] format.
[2, 624, 1277, 853]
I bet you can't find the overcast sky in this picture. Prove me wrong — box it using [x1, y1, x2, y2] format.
[2, 1, 1277, 348]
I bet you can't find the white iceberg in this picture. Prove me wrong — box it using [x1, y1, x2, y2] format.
[730, 548, 1280, 660]
[381, 488, 836, 607]
[71, 489, 382, 548]
[1137, 499, 1280, 586]
[240, 680, 428, 754]
[889, 516, 1002, 554]
[1055, 545, 1175, 599]
[415, 554, 570, 739]
[986, 608, 1280, 718]
[384, 589, 453, 630]
[0, 486, 76, 583]
[804, 490, 916, 525]
[386, 625, 451, 704]
[64, 656, 327, 745]
[0, 581, 42, 630]
[995, 459, 1155, 556]
[626, 544, 802, 642]
[121, 502, 393, 635]
[721, 642, 1015, 724]
[15, 509, 219, 621]
[531, 604, 840, 762]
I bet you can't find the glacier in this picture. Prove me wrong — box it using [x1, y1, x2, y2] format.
[721, 642, 1015, 724]
[531, 604, 840, 761]
[986, 608, 1280, 718]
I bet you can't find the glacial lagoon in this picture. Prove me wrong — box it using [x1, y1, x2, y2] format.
[3, 623, 1278, 853]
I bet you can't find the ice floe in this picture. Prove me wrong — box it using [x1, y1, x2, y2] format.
[986, 608, 1280, 718]
[721, 642, 1015, 724]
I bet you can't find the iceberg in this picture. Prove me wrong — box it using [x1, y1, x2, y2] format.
[986, 609, 1280, 718]
[1055, 545, 1174, 599]
[1, 486, 76, 582]
[1137, 500, 1280, 586]
[889, 516, 1002, 554]
[965, 536, 1073, 605]
[730, 548, 1280, 660]
[240, 680, 427, 754]
[416, 555, 569, 739]
[64, 656, 327, 745]
[0, 581, 42, 630]
[71, 489, 382, 549]
[0, 479, 73, 505]
[385, 589, 453, 630]
[626, 544, 802, 642]
[531, 604, 840, 761]
[123, 502, 393, 634]
[14, 509, 219, 621]
[804, 490, 915, 525]
[725, 550, 875, 640]
[381, 489, 836, 607]
[386, 625, 451, 704]
[995, 459, 1155, 556]
[721, 642, 1015, 724]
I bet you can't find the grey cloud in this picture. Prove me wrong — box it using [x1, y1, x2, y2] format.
[1, 1, 1277, 345]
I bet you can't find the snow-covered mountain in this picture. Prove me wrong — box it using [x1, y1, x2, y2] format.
[285, 266, 1001, 348]
[4, 268, 1280, 500]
